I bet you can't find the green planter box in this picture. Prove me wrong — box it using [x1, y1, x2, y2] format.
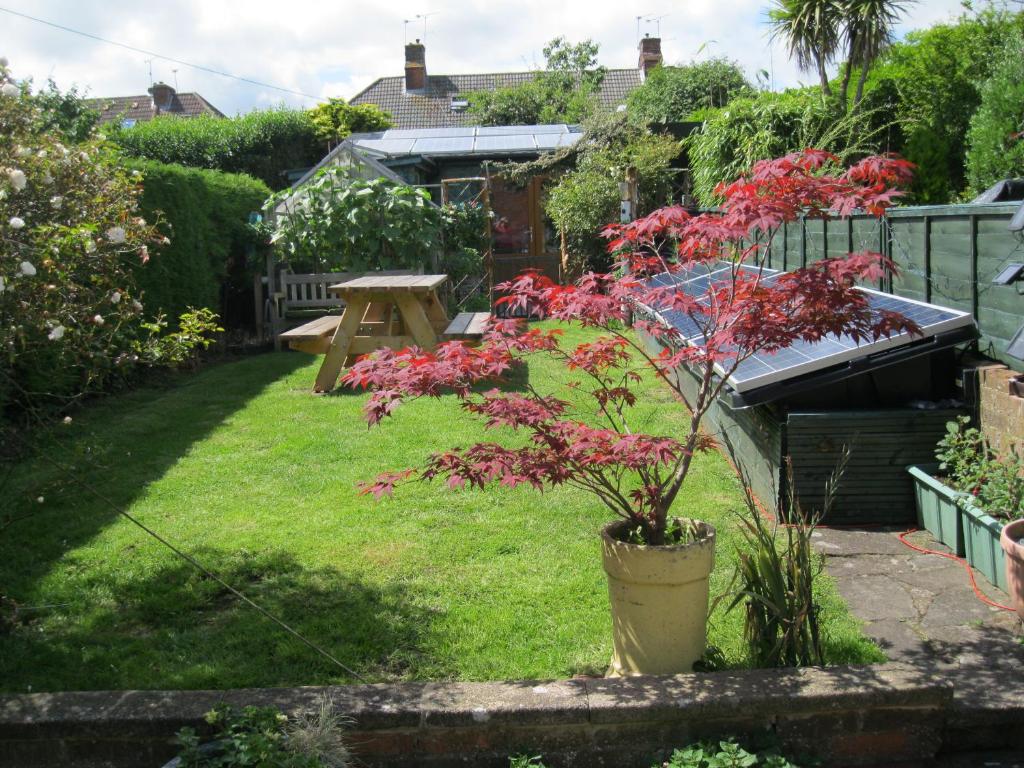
[907, 464, 965, 556]
[961, 502, 1008, 592]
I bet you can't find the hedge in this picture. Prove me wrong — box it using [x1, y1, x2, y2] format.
[111, 109, 322, 190]
[127, 160, 271, 327]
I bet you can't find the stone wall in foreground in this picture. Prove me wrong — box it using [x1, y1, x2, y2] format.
[0, 665, 953, 768]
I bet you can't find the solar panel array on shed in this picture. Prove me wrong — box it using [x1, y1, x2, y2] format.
[639, 263, 976, 399]
[348, 124, 584, 157]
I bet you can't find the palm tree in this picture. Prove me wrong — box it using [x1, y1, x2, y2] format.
[767, 0, 843, 97]
[843, 0, 914, 106]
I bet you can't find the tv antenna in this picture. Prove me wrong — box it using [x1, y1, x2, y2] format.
[171, 68, 179, 90]
[416, 12, 439, 42]
[637, 13, 668, 41]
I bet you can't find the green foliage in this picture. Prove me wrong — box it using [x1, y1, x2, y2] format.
[269, 168, 441, 273]
[308, 98, 392, 145]
[508, 756, 548, 768]
[174, 703, 350, 767]
[627, 59, 751, 126]
[860, 6, 1024, 201]
[936, 416, 1024, 523]
[966, 32, 1024, 193]
[0, 60, 156, 417]
[725, 450, 849, 669]
[136, 308, 224, 369]
[663, 739, 801, 768]
[441, 201, 489, 289]
[687, 89, 885, 206]
[466, 37, 605, 126]
[542, 112, 679, 272]
[126, 159, 271, 325]
[31, 79, 99, 143]
[110, 108, 321, 190]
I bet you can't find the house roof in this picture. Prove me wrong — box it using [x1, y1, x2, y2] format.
[84, 91, 225, 125]
[350, 69, 642, 129]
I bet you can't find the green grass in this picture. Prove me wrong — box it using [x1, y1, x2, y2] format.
[0, 323, 882, 693]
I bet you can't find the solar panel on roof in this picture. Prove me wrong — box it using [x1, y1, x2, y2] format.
[384, 127, 475, 139]
[412, 137, 476, 153]
[637, 265, 975, 395]
[476, 125, 567, 136]
[352, 138, 417, 155]
[474, 135, 537, 152]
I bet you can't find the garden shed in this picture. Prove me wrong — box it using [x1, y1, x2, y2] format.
[634, 265, 979, 525]
[288, 124, 585, 283]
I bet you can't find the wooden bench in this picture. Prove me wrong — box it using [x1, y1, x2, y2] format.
[443, 312, 491, 341]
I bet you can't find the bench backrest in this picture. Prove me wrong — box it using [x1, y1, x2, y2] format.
[279, 269, 419, 313]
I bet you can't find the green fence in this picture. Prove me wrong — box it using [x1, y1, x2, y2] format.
[760, 202, 1024, 370]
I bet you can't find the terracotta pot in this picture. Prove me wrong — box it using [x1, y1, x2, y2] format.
[1010, 376, 1024, 398]
[601, 519, 716, 676]
[1000, 519, 1024, 622]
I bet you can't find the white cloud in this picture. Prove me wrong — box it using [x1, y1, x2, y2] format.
[1, 0, 969, 115]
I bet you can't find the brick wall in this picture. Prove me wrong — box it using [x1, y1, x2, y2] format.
[977, 364, 1024, 455]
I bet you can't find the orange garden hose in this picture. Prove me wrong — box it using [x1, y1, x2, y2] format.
[897, 528, 1015, 612]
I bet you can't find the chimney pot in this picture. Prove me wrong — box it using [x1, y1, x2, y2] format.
[405, 40, 427, 92]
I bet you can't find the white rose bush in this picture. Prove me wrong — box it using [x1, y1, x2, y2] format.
[0, 58, 158, 416]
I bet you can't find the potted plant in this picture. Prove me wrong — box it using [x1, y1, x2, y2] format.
[1001, 520, 1024, 620]
[931, 416, 1024, 592]
[345, 150, 917, 675]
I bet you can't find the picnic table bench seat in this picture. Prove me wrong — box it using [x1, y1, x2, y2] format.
[444, 311, 490, 339]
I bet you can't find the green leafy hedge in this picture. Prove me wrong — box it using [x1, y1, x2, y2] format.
[966, 32, 1024, 194]
[127, 160, 270, 326]
[111, 109, 321, 190]
[626, 59, 750, 126]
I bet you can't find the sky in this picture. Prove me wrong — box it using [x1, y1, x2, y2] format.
[0, 0, 970, 116]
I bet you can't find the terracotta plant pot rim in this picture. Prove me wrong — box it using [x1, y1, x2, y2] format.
[1000, 518, 1024, 560]
[602, 517, 716, 551]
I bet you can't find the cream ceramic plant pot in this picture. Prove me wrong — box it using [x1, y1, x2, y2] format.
[601, 519, 716, 676]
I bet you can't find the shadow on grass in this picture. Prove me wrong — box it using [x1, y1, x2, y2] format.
[326, 359, 532, 399]
[2, 547, 442, 692]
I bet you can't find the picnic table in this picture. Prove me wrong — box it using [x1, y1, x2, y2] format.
[278, 273, 489, 392]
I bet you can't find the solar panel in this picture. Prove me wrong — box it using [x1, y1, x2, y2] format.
[474, 135, 537, 152]
[477, 125, 568, 136]
[411, 137, 476, 154]
[384, 127, 475, 139]
[351, 138, 417, 155]
[637, 266, 975, 395]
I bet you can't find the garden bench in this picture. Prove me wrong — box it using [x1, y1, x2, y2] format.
[443, 311, 491, 340]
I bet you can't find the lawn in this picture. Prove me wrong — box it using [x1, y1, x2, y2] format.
[0, 323, 883, 693]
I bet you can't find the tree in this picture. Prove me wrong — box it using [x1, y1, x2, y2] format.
[768, 0, 843, 96]
[308, 98, 392, 149]
[31, 79, 99, 143]
[626, 59, 751, 125]
[965, 32, 1024, 193]
[466, 37, 605, 126]
[344, 150, 918, 546]
[843, 0, 914, 106]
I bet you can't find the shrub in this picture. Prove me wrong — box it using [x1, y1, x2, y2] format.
[664, 739, 801, 767]
[110, 108, 321, 190]
[965, 32, 1024, 194]
[269, 168, 441, 273]
[687, 89, 885, 206]
[0, 61, 156, 417]
[308, 99, 392, 147]
[936, 416, 1024, 523]
[627, 59, 751, 126]
[126, 159, 271, 327]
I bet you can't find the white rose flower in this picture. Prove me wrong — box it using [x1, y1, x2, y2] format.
[106, 226, 126, 244]
[9, 216, 24, 229]
[41, 171, 53, 185]
[1, 82, 18, 98]
[84, 238, 96, 254]
[8, 168, 26, 191]
[37, 149, 47, 159]
[93, 314, 105, 326]
[15, 146, 31, 158]
[50, 195, 63, 207]
[110, 290, 122, 304]
[36, 496, 44, 505]
[19, 261, 36, 276]
[48, 325, 65, 341]
[63, 415, 73, 424]
[139, 245, 149, 263]
[0, 276, 5, 293]
[132, 299, 144, 312]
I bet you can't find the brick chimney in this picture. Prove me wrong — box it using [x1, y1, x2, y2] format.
[148, 81, 175, 113]
[405, 40, 427, 93]
[638, 35, 663, 78]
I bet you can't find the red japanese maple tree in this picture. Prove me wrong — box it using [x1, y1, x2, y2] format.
[343, 150, 919, 545]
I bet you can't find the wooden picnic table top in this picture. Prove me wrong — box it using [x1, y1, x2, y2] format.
[328, 274, 448, 295]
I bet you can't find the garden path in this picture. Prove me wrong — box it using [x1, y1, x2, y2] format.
[815, 526, 1024, 766]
